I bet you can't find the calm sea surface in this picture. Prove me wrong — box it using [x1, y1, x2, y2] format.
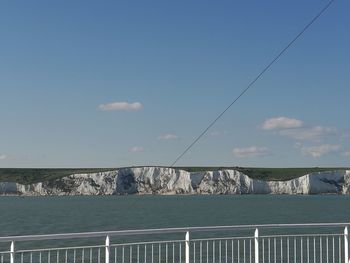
[1, 195, 350, 236]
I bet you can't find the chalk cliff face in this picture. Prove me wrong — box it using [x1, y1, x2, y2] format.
[1, 167, 350, 196]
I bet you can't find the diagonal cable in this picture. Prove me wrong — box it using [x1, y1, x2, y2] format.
[170, 0, 335, 167]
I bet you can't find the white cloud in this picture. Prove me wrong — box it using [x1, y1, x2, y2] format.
[261, 117, 303, 130]
[129, 146, 144, 153]
[0, 154, 7, 160]
[301, 144, 340, 158]
[340, 132, 350, 139]
[262, 117, 338, 141]
[98, 102, 143, 111]
[232, 146, 269, 158]
[278, 126, 337, 141]
[158, 134, 178, 140]
[342, 151, 350, 157]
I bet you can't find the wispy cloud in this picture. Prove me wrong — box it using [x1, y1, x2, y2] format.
[232, 146, 269, 158]
[261, 117, 303, 130]
[129, 146, 144, 153]
[340, 131, 350, 139]
[0, 154, 7, 160]
[301, 144, 340, 158]
[98, 102, 143, 111]
[210, 130, 228, 137]
[342, 151, 350, 157]
[158, 134, 178, 140]
[262, 117, 338, 141]
[278, 126, 337, 141]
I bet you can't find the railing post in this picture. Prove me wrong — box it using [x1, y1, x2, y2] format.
[254, 228, 259, 263]
[10, 241, 15, 263]
[345, 227, 349, 263]
[105, 235, 110, 263]
[185, 231, 190, 263]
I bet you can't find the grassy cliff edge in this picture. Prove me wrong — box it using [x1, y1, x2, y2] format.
[0, 167, 349, 184]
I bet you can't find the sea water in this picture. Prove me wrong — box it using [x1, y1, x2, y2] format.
[1, 195, 350, 236]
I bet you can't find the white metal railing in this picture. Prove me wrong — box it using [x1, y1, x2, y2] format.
[0, 223, 349, 263]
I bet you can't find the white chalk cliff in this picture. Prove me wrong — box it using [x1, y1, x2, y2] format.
[1, 167, 350, 196]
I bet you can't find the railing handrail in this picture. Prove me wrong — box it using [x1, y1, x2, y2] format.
[0, 222, 349, 242]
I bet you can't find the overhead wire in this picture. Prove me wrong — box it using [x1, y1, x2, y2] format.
[170, 0, 335, 167]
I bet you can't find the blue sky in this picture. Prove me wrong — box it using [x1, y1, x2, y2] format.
[0, 0, 349, 168]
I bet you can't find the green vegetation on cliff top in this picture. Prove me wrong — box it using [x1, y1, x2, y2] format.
[0, 167, 349, 184]
[0, 168, 114, 184]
